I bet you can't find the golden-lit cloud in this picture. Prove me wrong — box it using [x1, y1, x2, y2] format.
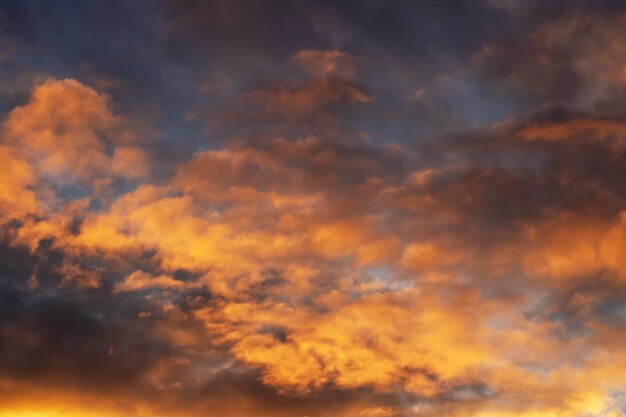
[4, 79, 121, 180]
[1, 6, 625, 416]
[114, 270, 186, 292]
[2, 78, 149, 193]
[522, 212, 626, 282]
[228, 290, 491, 396]
[112, 146, 151, 179]
[0, 145, 39, 221]
[2, 77, 624, 417]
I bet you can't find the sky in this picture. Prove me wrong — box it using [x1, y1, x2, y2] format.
[0, 1, 625, 416]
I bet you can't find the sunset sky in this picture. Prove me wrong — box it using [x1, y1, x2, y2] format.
[0, 1, 625, 416]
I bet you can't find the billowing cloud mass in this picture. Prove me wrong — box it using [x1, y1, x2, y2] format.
[0, 1, 624, 417]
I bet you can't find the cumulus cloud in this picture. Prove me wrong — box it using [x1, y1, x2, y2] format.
[4, 79, 122, 180]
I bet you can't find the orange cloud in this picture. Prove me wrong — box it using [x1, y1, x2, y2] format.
[227, 290, 491, 396]
[114, 270, 187, 292]
[3, 78, 146, 182]
[0, 146, 39, 222]
[517, 118, 626, 144]
[523, 212, 626, 282]
[111, 146, 151, 179]
[0, 76, 624, 417]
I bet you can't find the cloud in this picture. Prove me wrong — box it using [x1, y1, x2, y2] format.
[227, 290, 491, 396]
[212, 76, 375, 133]
[516, 118, 626, 149]
[3, 78, 148, 183]
[0, 2, 626, 415]
[474, 9, 626, 104]
[290, 49, 356, 78]
[0, 76, 623, 417]
[522, 212, 626, 282]
[0, 146, 39, 222]
[115, 270, 186, 292]
[4, 79, 118, 181]
[111, 147, 151, 179]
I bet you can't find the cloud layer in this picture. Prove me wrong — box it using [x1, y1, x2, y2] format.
[0, 1, 624, 416]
